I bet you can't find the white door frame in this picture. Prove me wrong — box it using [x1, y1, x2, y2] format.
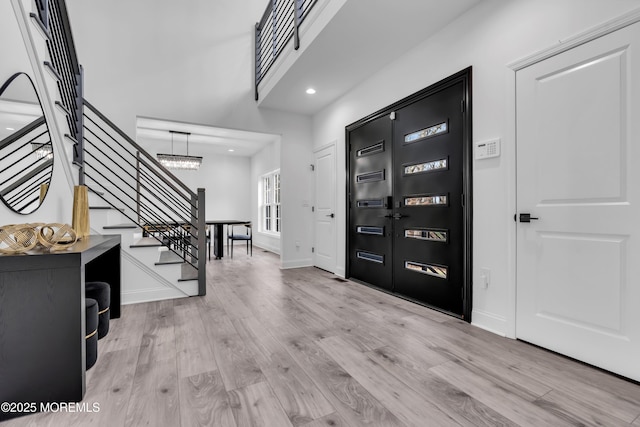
[505, 8, 640, 339]
[313, 141, 337, 273]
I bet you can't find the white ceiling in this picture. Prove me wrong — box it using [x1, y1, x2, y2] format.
[136, 116, 280, 157]
[258, 0, 482, 115]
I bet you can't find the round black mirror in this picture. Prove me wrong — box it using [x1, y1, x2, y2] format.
[0, 72, 53, 214]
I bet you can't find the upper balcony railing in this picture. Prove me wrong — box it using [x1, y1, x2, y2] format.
[255, 0, 317, 100]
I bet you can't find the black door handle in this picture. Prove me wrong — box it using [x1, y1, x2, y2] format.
[519, 213, 539, 223]
[326, 213, 335, 218]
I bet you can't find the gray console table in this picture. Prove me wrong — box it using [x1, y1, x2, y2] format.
[0, 235, 121, 421]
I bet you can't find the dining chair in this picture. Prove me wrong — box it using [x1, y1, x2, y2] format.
[227, 223, 252, 258]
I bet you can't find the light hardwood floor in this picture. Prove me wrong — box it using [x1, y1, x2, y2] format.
[5, 249, 640, 426]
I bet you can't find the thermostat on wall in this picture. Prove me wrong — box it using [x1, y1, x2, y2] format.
[475, 138, 500, 160]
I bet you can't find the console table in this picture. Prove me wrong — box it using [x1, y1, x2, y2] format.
[0, 235, 121, 421]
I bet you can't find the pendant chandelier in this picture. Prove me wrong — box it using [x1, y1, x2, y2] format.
[31, 142, 53, 160]
[157, 130, 202, 170]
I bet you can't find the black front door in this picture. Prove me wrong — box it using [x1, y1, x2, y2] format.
[391, 81, 465, 315]
[347, 68, 471, 319]
[348, 114, 393, 291]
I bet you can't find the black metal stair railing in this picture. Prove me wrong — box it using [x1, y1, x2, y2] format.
[29, 0, 207, 295]
[82, 100, 206, 293]
[255, 0, 318, 100]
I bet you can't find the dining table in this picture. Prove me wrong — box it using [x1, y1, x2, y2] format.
[206, 220, 250, 259]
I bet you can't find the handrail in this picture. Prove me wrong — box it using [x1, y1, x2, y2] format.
[83, 99, 196, 198]
[254, 0, 318, 100]
[82, 102, 206, 293]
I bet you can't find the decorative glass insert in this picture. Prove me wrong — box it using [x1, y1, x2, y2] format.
[357, 199, 384, 208]
[405, 194, 447, 206]
[357, 141, 384, 157]
[357, 251, 384, 264]
[405, 229, 447, 242]
[405, 261, 448, 279]
[357, 170, 385, 183]
[357, 226, 384, 236]
[404, 122, 447, 143]
[404, 158, 447, 175]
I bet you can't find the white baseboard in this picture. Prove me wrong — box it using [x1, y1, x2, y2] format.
[281, 258, 313, 269]
[122, 288, 189, 305]
[253, 242, 280, 255]
[471, 309, 508, 337]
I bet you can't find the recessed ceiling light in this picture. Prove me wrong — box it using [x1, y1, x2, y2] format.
[228, 149, 234, 152]
[306, 88, 316, 95]
[6, 127, 14, 131]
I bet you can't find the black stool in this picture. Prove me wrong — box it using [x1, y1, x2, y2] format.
[85, 281, 111, 339]
[85, 297, 98, 370]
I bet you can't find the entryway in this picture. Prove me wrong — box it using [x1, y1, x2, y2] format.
[346, 68, 472, 319]
[515, 20, 640, 381]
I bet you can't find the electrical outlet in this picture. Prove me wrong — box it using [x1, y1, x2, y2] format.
[480, 268, 491, 289]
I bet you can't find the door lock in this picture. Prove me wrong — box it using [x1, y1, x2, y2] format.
[392, 213, 406, 220]
[518, 213, 539, 223]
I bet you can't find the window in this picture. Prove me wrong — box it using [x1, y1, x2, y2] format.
[260, 170, 280, 234]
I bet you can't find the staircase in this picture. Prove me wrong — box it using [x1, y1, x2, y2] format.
[11, 0, 206, 303]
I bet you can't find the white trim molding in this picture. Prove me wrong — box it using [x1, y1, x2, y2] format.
[509, 7, 640, 71]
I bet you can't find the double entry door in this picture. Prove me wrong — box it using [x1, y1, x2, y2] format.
[347, 70, 471, 318]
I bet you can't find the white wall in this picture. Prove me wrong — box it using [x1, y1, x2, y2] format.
[311, 0, 640, 335]
[67, 0, 315, 269]
[0, 1, 75, 227]
[137, 136, 252, 221]
[251, 139, 282, 254]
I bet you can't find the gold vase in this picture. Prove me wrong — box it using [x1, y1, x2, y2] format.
[72, 185, 90, 239]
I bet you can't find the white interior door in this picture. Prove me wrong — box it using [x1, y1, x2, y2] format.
[516, 22, 640, 381]
[313, 144, 336, 272]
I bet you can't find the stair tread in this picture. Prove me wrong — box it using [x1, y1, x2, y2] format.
[103, 223, 138, 230]
[130, 237, 163, 248]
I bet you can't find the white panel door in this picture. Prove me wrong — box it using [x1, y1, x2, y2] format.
[314, 144, 336, 272]
[516, 22, 640, 381]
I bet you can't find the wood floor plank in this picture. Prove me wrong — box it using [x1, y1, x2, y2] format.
[98, 302, 148, 353]
[444, 317, 640, 408]
[399, 314, 555, 400]
[227, 381, 293, 427]
[427, 316, 640, 422]
[430, 360, 575, 426]
[198, 307, 265, 391]
[365, 346, 519, 427]
[232, 316, 336, 426]
[136, 300, 177, 365]
[272, 324, 405, 427]
[174, 300, 219, 378]
[179, 370, 236, 427]
[124, 359, 180, 427]
[533, 389, 631, 427]
[318, 335, 461, 426]
[299, 412, 349, 427]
